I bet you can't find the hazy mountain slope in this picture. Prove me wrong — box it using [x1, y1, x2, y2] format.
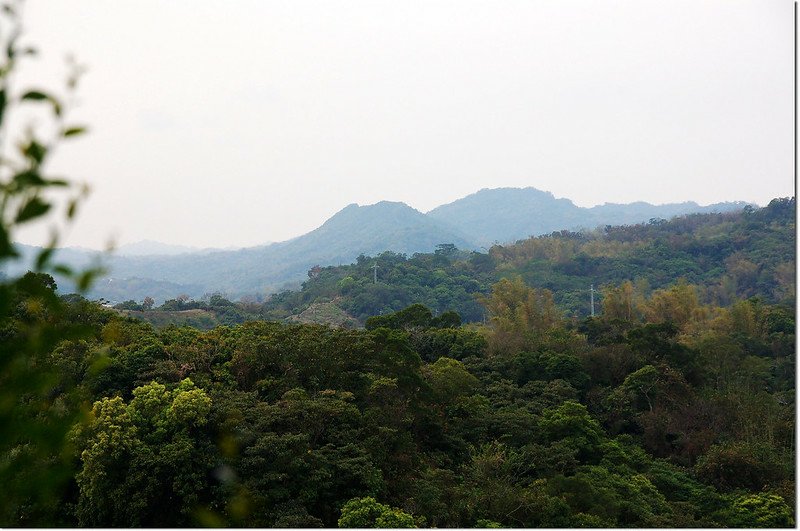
[4, 245, 99, 278]
[91, 277, 206, 303]
[115, 240, 249, 256]
[5, 201, 475, 302]
[586, 200, 752, 226]
[107, 201, 473, 297]
[279, 201, 475, 260]
[5, 189, 754, 303]
[427, 187, 584, 247]
[115, 240, 202, 256]
[2, 245, 204, 302]
[428, 187, 751, 246]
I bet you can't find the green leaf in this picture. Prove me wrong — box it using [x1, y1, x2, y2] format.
[35, 247, 54, 270]
[52, 264, 73, 276]
[76, 267, 104, 292]
[0, 227, 16, 259]
[76, 271, 92, 291]
[66, 199, 78, 219]
[16, 196, 50, 223]
[21, 140, 46, 165]
[12, 170, 45, 188]
[62, 126, 87, 138]
[20, 90, 48, 101]
[5, 27, 19, 62]
[0, 89, 6, 128]
[20, 90, 62, 116]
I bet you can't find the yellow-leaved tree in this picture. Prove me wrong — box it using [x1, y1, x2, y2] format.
[479, 275, 559, 356]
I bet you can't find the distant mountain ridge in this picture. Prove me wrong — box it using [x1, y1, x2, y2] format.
[7, 200, 473, 302]
[5, 187, 753, 302]
[114, 240, 250, 256]
[115, 240, 203, 256]
[428, 187, 751, 247]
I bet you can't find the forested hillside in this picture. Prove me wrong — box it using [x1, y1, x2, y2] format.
[259, 198, 794, 324]
[3, 265, 794, 527]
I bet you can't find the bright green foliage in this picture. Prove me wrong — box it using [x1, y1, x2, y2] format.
[618, 365, 659, 411]
[729, 492, 794, 528]
[410, 325, 487, 363]
[455, 443, 573, 527]
[72, 379, 215, 527]
[338, 496, 416, 528]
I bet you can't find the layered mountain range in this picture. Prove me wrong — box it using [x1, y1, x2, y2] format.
[428, 187, 750, 247]
[6, 187, 750, 302]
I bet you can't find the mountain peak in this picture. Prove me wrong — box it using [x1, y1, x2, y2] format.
[325, 201, 423, 225]
[428, 187, 581, 246]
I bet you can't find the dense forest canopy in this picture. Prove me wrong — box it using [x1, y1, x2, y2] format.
[1, 260, 795, 527]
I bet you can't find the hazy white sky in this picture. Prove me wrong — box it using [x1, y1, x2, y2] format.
[15, 0, 795, 249]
